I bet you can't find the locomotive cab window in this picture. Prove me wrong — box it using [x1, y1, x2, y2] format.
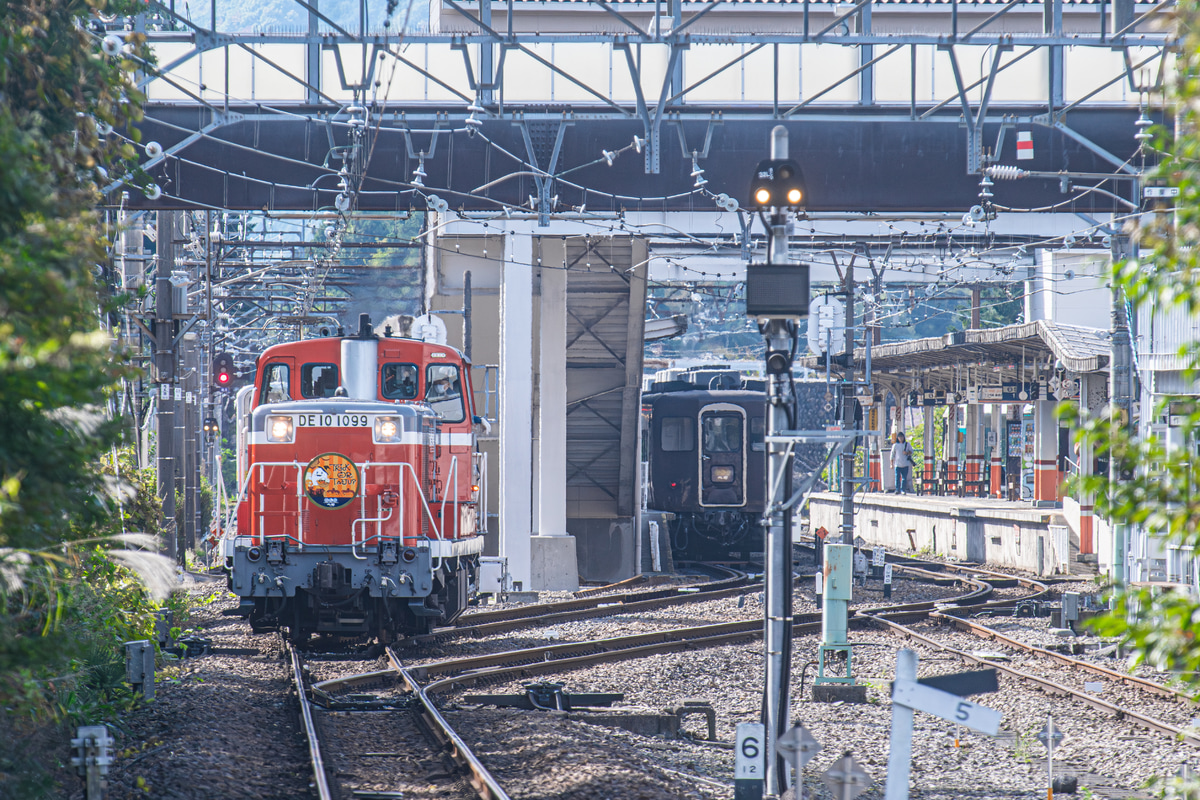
[425, 364, 464, 422]
[702, 415, 742, 453]
[661, 417, 695, 452]
[382, 363, 418, 400]
[300, 363, 339, 398]
[262, 363, 291, 404]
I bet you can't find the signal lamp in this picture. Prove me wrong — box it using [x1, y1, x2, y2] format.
[212, 352, 235, 389]
[749, 158, 807, 209]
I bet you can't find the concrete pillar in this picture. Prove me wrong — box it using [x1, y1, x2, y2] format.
[1033, 399, 1059, 503]
[532, 260, 579, 590]
[923, 406, 935, 491]
[500, 233, 534, 589]
[990, 404, 1005, 498]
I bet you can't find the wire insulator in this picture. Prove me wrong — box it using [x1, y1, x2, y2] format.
[986, 165, 1028, 181]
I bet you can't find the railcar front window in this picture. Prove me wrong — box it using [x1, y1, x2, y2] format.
[300, 363, 339, 398]
[262, 363, 291, 404]
[703, 416, 742, 453]
[425, 364, 465, 422]
[661, 417, 694, 452]
[382, 363, 419, 400]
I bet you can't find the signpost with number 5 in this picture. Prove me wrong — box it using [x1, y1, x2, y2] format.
[885, 649, 1003, 800]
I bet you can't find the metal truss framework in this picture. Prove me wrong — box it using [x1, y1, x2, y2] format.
[105, 0, 1171, 220]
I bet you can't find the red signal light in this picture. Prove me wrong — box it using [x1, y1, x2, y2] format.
[217, 371, 230, 385]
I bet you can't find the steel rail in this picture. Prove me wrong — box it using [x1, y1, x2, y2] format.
[288, 645, 334, 800]
[386, 650, 514, 800]
[452, 565, 750, 627]
[934, 610, 1189, 703]
[420, 625, 798, 695]
[397, 569, 992, 690]
[443, 561, 986, 642]
[863, 612, 1200, 748]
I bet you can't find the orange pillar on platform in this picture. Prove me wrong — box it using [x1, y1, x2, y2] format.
[990, 404, 1005, 498]
[1033, 400, 1060, 502]
[923, 406, 935, 492]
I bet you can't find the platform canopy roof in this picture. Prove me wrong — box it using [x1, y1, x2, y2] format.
[800, 320, 1111, 397]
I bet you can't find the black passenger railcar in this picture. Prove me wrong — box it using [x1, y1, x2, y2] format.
[642, 376, 767, 561]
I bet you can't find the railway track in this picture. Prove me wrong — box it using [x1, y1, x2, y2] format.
[290, 551, 1195, 799]
[843, 547, 1200, 750]
[290, 644, 509, 800]
[408, 565, 755, 643]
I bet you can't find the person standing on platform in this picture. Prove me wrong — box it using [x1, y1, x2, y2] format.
[891, 431, 914, 494]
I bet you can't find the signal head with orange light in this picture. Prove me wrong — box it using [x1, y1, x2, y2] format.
[749, 158, 807, 209]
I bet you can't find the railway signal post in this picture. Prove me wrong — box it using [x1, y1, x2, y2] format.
[745, 125, 809, 799]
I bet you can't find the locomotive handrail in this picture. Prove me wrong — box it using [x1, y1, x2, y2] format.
[222, 471, 253, 542]
[351, 502, 395, 560]
[240, 458, 476, 551]
[440, 456, 460, 540]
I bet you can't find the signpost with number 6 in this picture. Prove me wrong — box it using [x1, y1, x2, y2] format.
[735, 723, 765, 800]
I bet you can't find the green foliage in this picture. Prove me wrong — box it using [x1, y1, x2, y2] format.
[98, 446, 162, 539]
[0, 548, 162, 796]
[0, 2, 164, 796]
[0, 0, 150, 552]
[1059, 0, 1200, 699]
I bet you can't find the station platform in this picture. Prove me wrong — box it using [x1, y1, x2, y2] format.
[807, 491, 1095, 578]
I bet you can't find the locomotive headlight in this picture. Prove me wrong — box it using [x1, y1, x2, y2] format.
[266, 415, 294, 443]
[711, 465, 735, 483]
[374, 416, 401, 443]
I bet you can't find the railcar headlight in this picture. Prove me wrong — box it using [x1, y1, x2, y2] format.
[711, 465, 735, 483]
[374, 416, 401, 443]
[266, 415, 294, 443]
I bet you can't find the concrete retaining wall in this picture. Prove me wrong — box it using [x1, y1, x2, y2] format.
[807, 493, 1072, 576]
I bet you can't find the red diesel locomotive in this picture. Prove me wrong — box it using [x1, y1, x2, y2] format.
[226, 314, 485, 643]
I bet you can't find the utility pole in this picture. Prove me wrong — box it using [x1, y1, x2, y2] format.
[840, 261, 856, 546]
[155, 211, 178, 564]
[1109, 232, 1134, 583]
[743, 125, 809, 799]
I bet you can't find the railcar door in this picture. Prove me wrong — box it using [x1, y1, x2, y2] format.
[698, 403, 746, 507]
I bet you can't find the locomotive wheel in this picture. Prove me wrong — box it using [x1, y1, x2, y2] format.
[287, 629, 312, 647]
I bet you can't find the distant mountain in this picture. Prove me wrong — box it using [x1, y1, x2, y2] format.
[196, 0, 430, 34]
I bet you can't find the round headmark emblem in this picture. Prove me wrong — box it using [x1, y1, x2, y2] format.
[303, 453, 360, 509]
